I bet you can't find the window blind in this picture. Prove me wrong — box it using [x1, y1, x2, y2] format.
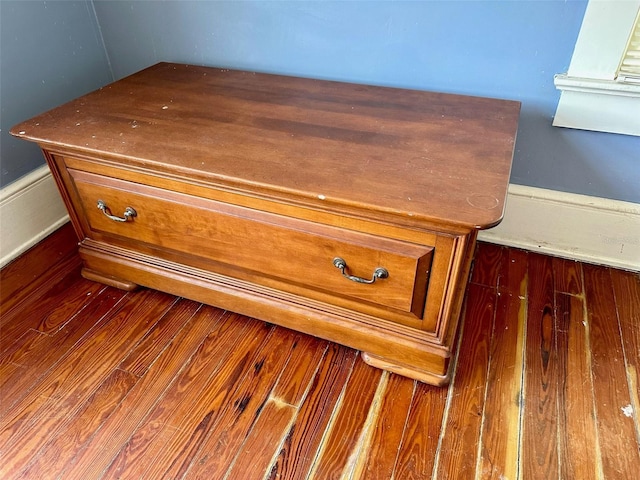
[617, 10, 640, 82]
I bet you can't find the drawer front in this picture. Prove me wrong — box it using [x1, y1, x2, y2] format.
[69, 169, 433, 318]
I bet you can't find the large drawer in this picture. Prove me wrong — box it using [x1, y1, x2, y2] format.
[68, 169, 434, 319]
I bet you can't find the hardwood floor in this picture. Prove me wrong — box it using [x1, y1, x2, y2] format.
[1, 223, 639, 479]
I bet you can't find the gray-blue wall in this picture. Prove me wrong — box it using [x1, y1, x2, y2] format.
[0, 0, 113, 188]
[3, 1, 639, 204]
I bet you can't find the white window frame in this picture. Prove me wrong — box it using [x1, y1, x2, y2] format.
[553, 0, 640, 137]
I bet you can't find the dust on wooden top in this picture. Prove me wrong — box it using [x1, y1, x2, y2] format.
[11, 62, 520, 230]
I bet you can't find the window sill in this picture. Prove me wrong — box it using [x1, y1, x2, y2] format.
[553, 74, 640, 136]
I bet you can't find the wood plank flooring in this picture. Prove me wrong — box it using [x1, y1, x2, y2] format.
[1, 223, 639, 479]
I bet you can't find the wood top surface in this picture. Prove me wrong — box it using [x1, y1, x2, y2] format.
[11, 62, 520, 230]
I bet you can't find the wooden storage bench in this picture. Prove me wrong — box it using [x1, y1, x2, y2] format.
[11, 63, 520, 385]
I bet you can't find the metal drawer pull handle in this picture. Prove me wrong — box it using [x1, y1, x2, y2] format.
[97, 200, 137, 222]
[332, 257, 389, 284]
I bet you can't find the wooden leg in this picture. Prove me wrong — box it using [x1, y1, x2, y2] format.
[81, 267, 139, 291]
[361, 352, 451, 386]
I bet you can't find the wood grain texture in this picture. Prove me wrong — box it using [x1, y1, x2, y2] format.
[267, 345, 358, 480]
[470, 242, 505, 288]
[0, 289, 175, 477]
[18, 368, 138, 479]
[610, 268, 640, 438]
[0, 265, 100, 340]
[477, 248, 527, 480]
[2, 233, 640, 480]
[354, 374, 416, 479]
[269, 333, 330, 408]
[11, 63, 520, 229]
[553, 255, 599, 479]
[522, 253, 559, 479]
[583, 264, 640, 478]
[108, 316, 271, 480]
[71, 168, 433, 318]
[552, 256, 583, 296]
[307, 358, 384, 479]
[0, 286, 128, 415]
[0, 221, 78, 315]
[176, 327, 300, 480]
[391, 380, 447, 480]
[556, 292, 599, 480]
[58, 305, 230, 479]
[226, 399, 297, 480]
[435, 283, 496, 479]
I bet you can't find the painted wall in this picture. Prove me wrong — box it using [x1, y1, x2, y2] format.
[0, 0, 112, 188]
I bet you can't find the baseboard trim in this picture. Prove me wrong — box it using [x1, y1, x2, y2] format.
[0, 164, 69, 268]
[1, 170, 638, 271]
[478, 184, 640, 271]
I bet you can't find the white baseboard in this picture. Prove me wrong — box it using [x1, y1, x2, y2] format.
[0, 164, 69, 268]
[479, 184, 640, 271]
[1, 169, 638, 272]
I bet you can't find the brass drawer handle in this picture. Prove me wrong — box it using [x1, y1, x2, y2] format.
[332, 257, 389, 284]
[97, 200, 137, 222]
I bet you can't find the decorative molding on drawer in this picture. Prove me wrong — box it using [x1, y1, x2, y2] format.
[2, 169, 638, 272]
[479, 184, 640, 272]
[0, 164, 69, 268]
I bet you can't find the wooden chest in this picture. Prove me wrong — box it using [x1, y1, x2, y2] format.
[11, 63, 520, 385]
